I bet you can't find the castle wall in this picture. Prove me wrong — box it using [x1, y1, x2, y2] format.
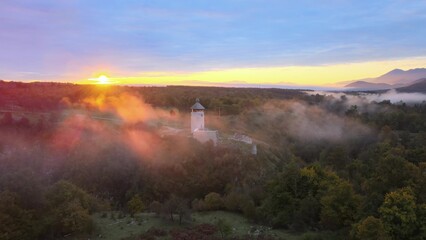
[193, 130, 218, 146]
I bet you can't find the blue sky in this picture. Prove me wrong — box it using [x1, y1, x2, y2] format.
[1, 0, 426, 83]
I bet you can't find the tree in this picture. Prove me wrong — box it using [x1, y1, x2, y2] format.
[320, 180, 361, 230]
[350, 216, 389, 240]
[163, 196, 178, 221]
[345, 105, 359, 117]
[204, 192, 224, 210]
[223, 191, 258, 221]
[46, 181, 96, 236]
[379, 187, 417, 239]
[149, 201, 162, 216]
[53, 199, 93, 235]
[46, 181, 93, 211]
[260, 163, 303, 228]
[0, 191, 36, 240]
[224, 192, 243, 211]
[215, 218, 232, 239]
[319, 145, 349, 170]
[175, 198, 191, 225]
[416, 203, 426, 238]
[127, 195, 145, 217]
[162, 195, 190, 224]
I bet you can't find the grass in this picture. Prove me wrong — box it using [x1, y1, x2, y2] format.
[86, 210, 306, 240]
[192, 211, 303, 239]
[90, 212, 180, 240]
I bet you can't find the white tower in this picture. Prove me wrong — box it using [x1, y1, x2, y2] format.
[191, 98, 205, 133]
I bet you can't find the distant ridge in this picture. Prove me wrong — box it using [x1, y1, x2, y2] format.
[344, 68, 426, 90]
[372, 68, 426, 85]
[345, 81, 392, 90]
[397, 78, 426, 93]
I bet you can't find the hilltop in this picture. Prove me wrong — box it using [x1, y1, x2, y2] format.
[343, 68, 426, 91]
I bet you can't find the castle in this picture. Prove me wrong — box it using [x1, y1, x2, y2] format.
[191, 98, 218, 146]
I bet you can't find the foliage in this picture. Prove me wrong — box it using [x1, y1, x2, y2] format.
[46, 181, 96, 236]
[204, 192, 224, 211]
[0, 191, 36, 240]
[1, 83, 426, 238]
[162, 195, 191, 224]
[127, 194, 145, 217]
[379, 187, 418, 239]
[350, 216, 389, 240]
[319, 181, 361, 230]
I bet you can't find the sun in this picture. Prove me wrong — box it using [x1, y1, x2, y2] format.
[86, 74, 118, 85]
[97, 75, 110, 84]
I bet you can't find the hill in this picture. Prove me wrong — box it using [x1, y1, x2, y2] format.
[343, 68, 426, 90]
[397, 78, 426, 93]
[344, 81, 393, 90]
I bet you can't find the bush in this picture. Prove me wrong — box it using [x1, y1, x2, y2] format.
[127, 195, 145, 217]
[204, 192, 224, 211]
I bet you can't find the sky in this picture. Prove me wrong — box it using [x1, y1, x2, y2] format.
[1, 0, 426, 86]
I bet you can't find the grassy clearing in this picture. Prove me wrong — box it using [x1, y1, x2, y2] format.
[86, 211, 306, 240]
[90, 212, 180, 240]
[192, 211, 303, 240]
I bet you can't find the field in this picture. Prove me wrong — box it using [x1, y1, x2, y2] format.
[88, 211, 306, 240]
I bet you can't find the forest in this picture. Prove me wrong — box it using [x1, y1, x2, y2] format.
[0, 81, 425, 240]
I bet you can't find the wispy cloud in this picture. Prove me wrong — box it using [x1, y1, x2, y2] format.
[1, 0, 425, 83]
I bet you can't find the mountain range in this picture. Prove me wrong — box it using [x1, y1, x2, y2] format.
[343, 68, 426, 92]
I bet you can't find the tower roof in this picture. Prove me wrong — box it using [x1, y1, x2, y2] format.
[191, 98, 205, 110]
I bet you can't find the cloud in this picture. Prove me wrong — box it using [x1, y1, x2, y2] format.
[310, 89, 426, 106]
[225, 99, 372, 146]
[1, 0, 426, 81]
[364, 90, 426, 103]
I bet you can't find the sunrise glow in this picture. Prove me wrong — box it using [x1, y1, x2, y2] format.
[97, 75, 110, 84]
[77, 57, 426, 87]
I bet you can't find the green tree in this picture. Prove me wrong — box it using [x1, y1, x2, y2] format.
[0, 191, 36, 240]
[261, 164, 336, 229]
[53, 199, 93, 235]
[204, 192, 224, 210]
[319, 145, 349, 170]
[320, 180, 361, 230]
[350, 216, 389, 240]
[379, 187, 417, 239]
[416, 204, 426, 238]
[261, 163, 304, 228]
[46, 181, 95, 236]
[46, 180, 93, 211]
[127, 195, 145, 217]
[223, 192, 244, 211]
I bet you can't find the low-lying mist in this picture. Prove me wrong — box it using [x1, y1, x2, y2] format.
[365, 90, 426, 103]
[311, 89, 426, 105]
[2, 87, 418, 169]
[223, 99, 373, 144]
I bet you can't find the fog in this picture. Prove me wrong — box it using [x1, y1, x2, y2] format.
[232, 100, 372, 145]
[364, 90, 426, 103]
[310, 89, 426, 105]
[2, 88, 421, 168]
